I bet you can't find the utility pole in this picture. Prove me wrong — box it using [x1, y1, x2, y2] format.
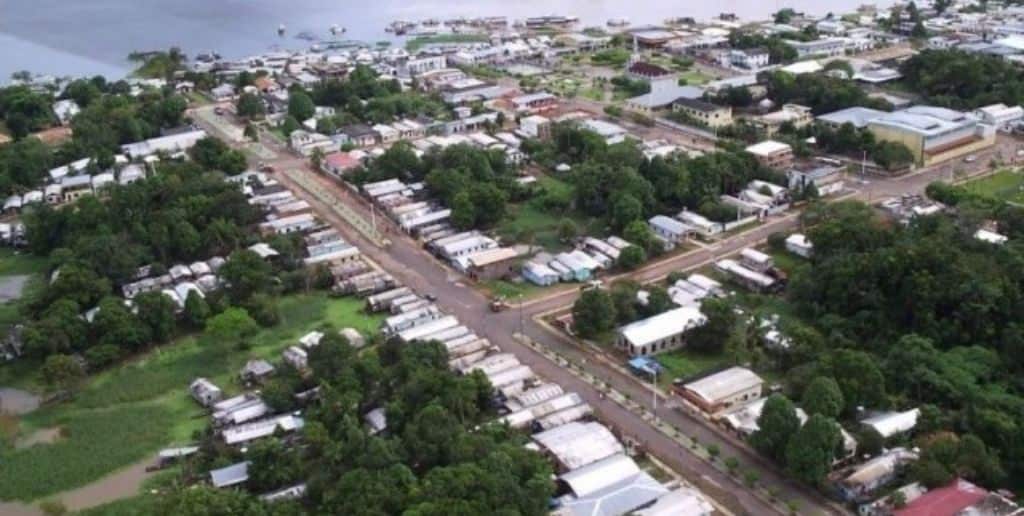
[518, 293, 524, 336]
[652, 367, 658, 422]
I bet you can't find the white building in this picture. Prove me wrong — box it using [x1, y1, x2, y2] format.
[974, 103, 1024, 131]
[680, 367, 764, 413]
[785, 233, 813, 258]
[861, 408, 920, 439]
[616, 306, 707, 357]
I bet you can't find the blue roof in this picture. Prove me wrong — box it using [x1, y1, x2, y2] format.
[629, 357, 664, 376]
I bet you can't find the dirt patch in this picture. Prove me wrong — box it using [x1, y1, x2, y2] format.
[0, 388, 41, 415]
[15, 427, 62, 449]
[0, 274, 30, 303]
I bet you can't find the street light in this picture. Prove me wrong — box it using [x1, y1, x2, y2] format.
[651, 367, 658, 422]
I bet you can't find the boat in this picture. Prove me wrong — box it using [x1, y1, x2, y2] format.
[295, 31, 318, 41]
[386, 20, 416, 35]
[277, 24, 286, 36]
[329, 24, 346, 36]
[607, 18, 630, 27]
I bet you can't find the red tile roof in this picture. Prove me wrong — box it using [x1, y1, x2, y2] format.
[627, 61, 672, 78]
[894, 480, 988, 516]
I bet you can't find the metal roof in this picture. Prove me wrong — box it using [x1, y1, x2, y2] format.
[618, 306, 707, 349]
[210, 461, 250, 488]
[683, 367, 763, 405]
[533, 422, 623, 470]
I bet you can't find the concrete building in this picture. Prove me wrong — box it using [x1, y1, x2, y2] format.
[580, 119, 629, 145]
[974, 103, 1024, 131]
[672, 98, 733, 129]
[679, 366, 764, 413]
[465, 247, 519, 281]
[867, 106, 996, 166]
[648, 215, 694, 250]
[788, 163, 845, 197]
[616, 306, 707, 357]
[755, 104, 813, 136]
[817, 106, 890, 130]
[745, 140, 794, 169]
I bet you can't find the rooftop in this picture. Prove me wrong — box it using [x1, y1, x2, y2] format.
[618, 306, 707, 349]
[745, 140, 792, 156]
[817, 106, 889, 129]
[683, 367, 763, 404]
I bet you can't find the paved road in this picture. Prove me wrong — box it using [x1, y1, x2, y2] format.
[196, 106, 1020, 516]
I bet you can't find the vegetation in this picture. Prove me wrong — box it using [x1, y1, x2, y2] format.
[309, 66, 448, 126]
[900, 49, 1024, 109]
[812, 123, 915, 170]
[0, 293, 381, 501]
[590, 48, 632, 67]
[763, 70, 893, 115]
[157, 338, 553, 515]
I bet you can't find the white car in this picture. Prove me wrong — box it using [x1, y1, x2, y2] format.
[964, 155, 978, 163]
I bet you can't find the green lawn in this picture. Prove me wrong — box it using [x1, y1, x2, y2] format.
[482, 279, 548, 301]
[963, 169, 1024, 203]
[679, 70, 713, 86]
[0, 249, 49, 276]
[497, 175, 604, 253]
[0, 293, 383, 502]
[655, 350, 729, 386]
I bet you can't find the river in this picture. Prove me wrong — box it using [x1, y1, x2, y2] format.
[0, 0, 890, 81]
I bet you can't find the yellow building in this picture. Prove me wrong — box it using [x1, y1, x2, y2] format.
[672, 98, 734, 129]
[867, 106, 996, 166]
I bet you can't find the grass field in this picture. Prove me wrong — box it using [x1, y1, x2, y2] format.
[679, 70, 714, 85]
[655, 350, 729, 386]
[0, 249, 49, 277]
[963, 169, 1024, 204]
[497, 176, 605, 252]
[0, 293, 383, 502]
[482, 279, 548, 301]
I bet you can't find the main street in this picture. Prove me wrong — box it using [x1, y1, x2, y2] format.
[194, 105, 1014, 515]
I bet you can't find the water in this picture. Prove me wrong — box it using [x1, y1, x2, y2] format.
[0, 0, 889, 81]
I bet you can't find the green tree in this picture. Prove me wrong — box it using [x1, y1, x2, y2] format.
[687, 297, 736, 354]
[785, 414, 842, 485]
[287, 90, 315, 122]
[617, 245, 647, 270]
[219, 249, 273, 303]
[450, 191, 476, 230]
[205, 307, 259, 347]
[134, 291, 178, 343]
[572, 289, 616, 338]
[801, 376, 844, 419]
[830, 349, 886, 414]
[623, 220, 657, 254]
[94, 296, 151, 351]
[281, 115, 301, 136]
[557, 218, 579, 242]
[610, 193, 644, 231]
[40, 354, 85, 395]
[235, 92, 265, 119]
[751, 394, 801, 463]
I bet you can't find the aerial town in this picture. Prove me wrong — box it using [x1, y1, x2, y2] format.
[3, 1, 1024, 515]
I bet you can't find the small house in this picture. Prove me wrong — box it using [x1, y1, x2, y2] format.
[678, 367, 764, 414]
[189, 377, 223, 407]
[240, 359, 275, 384]
[785, 233, 813, 258]
[339, 328, 365, 348]
[523, 261, 560, 286]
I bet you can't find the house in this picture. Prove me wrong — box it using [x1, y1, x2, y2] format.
[121, 130, 207, 159]
[893, 479, 1013, 516]
[788, 163, 845, 197]
[554, 453, 669, 516]
[260, 213, 317, 235]
[739, 248, 773, 273]
[616, 306, 707, 357]
[838, 448, 918, 502]
[648, 215, 694, 250]
[510, 92, 558, 114]
[189, 377, 223, 406]
[340, 327, 365, 348]
[222, 414, 305, 445]
[532, 421, 624, 471]
[517, 115, 552, 140]
[211, 84, 236, 101]
[784, 37, 854, 58]
[465, 247, 519, 281]
[289, 130, 340, 157]
[580, 119, 628, 145]
[745, 140, 794, 169]
[240, 359, 275, 384]
[715, 259, 777, 292]
[634, 487, 714, 516]
[52, 99, 80, 125]
[625, 77, 703, 114]
[677, 211, 723, 238]
[340, 124, 379, 147]
[722, 48, 770, 70]
[673, 98, 733, 129]
[522, 261, 560, 286]
[283, 345, 308, 370]
[861, 408, 920, 439]
[210, 461, 250, 488]
[755, 104, 813, 136]
[974, 103, 1024, 131]
[61, 175, 93, 203]
[866, 106, 996, 166]
[372, 124, 400, 144]
[678, 366, 764, 413]
[785, 233, 813, 258]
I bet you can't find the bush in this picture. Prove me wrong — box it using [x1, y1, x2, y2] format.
[767, 232, 787, 251]
[83, 344, 121, 370]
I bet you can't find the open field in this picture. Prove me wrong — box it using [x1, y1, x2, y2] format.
[497, 175, 605, 253]
[963, 169, 1024, 204]
[0, 250, 49, 277]
[655, 350, 730, 387]
[0, 293, 383, 502]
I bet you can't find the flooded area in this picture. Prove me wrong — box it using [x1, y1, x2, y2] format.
[0, 388, 41, 415]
